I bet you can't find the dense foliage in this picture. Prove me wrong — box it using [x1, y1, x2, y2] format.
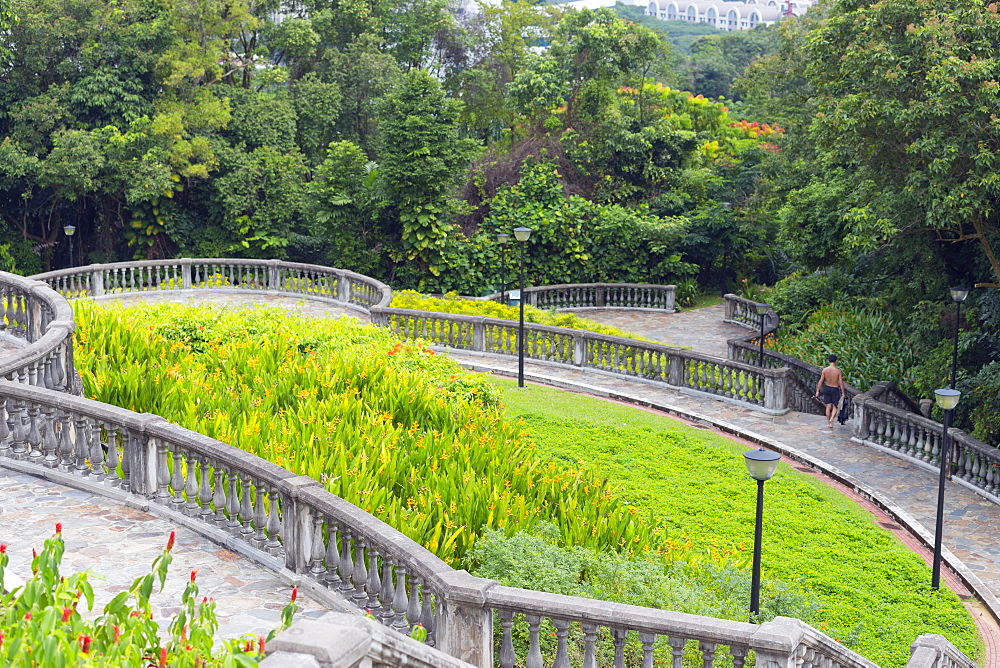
[73, 303, 669, 564]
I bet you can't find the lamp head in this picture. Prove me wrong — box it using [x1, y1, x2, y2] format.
[744, 449, 781, 481]
[754, 302, 770, 316]
[63, 225, 76, 237]
[950, 286, 969, 303]
[496, 233, 510, 245]
[513, 227, 532, 242]
[934, 388, 961, 411]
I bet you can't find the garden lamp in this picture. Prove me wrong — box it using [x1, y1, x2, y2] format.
[514, 227, 532, 387]
[744, 448, 781, 618]
[931, 388, 961, 589]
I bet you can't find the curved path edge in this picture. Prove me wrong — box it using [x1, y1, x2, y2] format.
[455, 356, 1000, 628]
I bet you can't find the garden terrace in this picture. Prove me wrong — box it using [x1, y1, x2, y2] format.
[3, 259, 995, 667]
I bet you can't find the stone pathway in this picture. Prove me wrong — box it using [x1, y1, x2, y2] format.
[3, 293, 999, 664]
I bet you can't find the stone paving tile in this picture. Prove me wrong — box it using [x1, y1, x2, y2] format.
[0, 471, 337, 641]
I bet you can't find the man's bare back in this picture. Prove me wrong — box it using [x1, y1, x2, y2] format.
[819, 365, 843, 388]
[815, 354, 846, 429]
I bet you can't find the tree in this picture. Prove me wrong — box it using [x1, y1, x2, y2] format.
[788, 0, 1000, 286]
[377, 69, 480, 276]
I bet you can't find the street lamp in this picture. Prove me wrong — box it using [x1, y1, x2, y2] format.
[63, 225, 76, 268]
[719, 202, 732, 297]
[513, 227, 532, 388]
[754, 302, 770, 367]
[931, 387, 961, 590]
[949, 287, 968, 390]
[497, 233, 510, 305]
[744, 448, 781, 618]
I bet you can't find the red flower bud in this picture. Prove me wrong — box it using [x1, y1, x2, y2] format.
[290, 587, 298, 603]
[23, 613, 30, 621]
[244, 639, 254, 652]
[190, 570, 197, 582]
[113, 625, 121, 642]
[55, 522, 62, 535]
[166, 531, 176, 552]
[1, 544, 7, 554]
[61, 608, 73, 622]
[159, 647, 168, 668]
[79, 635, 91, 654]
[258, 636, 266, 654]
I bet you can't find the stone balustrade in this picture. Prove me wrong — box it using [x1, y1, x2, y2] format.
[0, 266, 981, 668]
[0, 272, 76, 393]
[371, 307, 794, 414]
[483, 283, 676, 312]
[31, 258, 392, 312]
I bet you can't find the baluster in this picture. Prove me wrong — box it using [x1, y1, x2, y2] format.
[26, 405, 42, 462]
[380, 560, 395, 625]
[581, 623, 598, 668]
[0, 399, 9, 458]
[339, 531, 355, 593]
[154, 437, 171, 501]
[41, 406, 59, 468]
[406, 576, 420, 627]
[640, 632, 656, 668]
[367, 548, 382, 612]
[669, 636, 686, 668]
[88, 419, 105, 479]
[324, 524, 341, 588]
[56, 411, 72, 469]
[611, 627, 627, 668]
[905, 422, 917, 456]
[419, 581, 435, 645]
[197, 457, 214, 519]
[225, 468, 242, 534]
[352, 537, 369, 604]
[553, 619, 571, 668]
[700, 641, 718, 668]
[525, 615, 543, 668]
[499, 610, 516, 668]
[253, 484, 268, 547]
[238, 473, 255, 539]
[170, 448, 186, 511]
[391, 564, 409, 632]
[186, 455, 203, 517]
[213, 467, 228, 527]
[266, 488, 283, 555]
[310, 515, 327, 578]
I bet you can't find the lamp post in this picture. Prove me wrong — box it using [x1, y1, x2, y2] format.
[513, 227, 532, 388]
[949, 287, 968, 390]
[63, 225, 76, 268]
[719, 202, 732, 297]
[744, 448, 781, 618]
[497, 233, 510, 305]
[931, 387, 961, 590]
[755, 302, 771, 367]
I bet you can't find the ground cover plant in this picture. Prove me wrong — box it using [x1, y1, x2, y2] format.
[390, 290, 650, 340]
[0, 525, 294, 666]
[767, 305, 919, 394]
[73, 302, 665, 564]
[492, 379, 980, 668]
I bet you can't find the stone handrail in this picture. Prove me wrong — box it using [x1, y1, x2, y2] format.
[853, 384, 1000, 504]
[907, 635, 981, 668]
[0, 272, 76, 393]
[0, 379, 917, 668]
[30, 259, 392, 311]
[482, 283, 676, 312]
[371, 306, 794, 414]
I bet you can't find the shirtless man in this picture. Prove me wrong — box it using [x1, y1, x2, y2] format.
[815, 355, 845, 429]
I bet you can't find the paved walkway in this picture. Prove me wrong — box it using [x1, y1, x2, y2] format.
[4, 293, 999, 662]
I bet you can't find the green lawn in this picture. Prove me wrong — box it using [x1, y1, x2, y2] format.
[491, 378, 981, 668]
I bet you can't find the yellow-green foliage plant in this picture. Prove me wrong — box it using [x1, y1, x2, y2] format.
[73, 302, 672, 564]
[390, 290, 651, 341]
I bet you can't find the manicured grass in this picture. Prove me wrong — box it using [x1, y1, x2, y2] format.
[492, 378, 981, 668]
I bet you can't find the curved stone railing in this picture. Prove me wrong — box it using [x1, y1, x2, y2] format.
[483, 283, 676, 312]
[0, 379, 913, 668]
[0, 272, 76, 393]
[371, 307, 795, 414]
[854, 382, 1000, 505]
[31, 259, 392, 312]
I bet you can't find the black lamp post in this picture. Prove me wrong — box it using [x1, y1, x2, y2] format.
[497, 233, 510, 305]
[719, 202, 732, 297]
[744, 448, 781, 618]
[949, 287, 968, 390]
[63, 225, 76, 268]
[513, 227, 532, 388]
[931, 387, 961, 590]
[755, 302, 770, 367]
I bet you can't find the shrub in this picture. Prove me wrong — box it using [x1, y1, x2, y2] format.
[767, 270, 848, 332]
[0, 525, 295, 667]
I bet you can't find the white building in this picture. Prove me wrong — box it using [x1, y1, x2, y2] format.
[557, 0, 815, 30]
